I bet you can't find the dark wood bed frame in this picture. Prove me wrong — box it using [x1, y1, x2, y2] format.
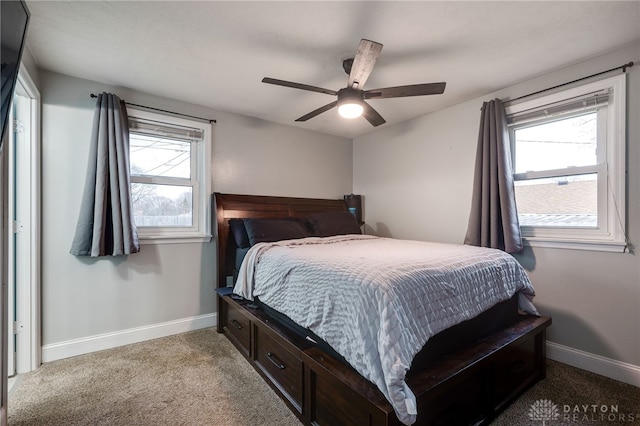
[214, 192, 551, 426]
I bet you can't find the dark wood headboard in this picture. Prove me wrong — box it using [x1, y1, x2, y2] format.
[214, 193, 347, 288]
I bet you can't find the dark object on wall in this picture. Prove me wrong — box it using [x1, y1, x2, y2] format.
[344, 193, 363, 225]
[0, 0, 30, 148]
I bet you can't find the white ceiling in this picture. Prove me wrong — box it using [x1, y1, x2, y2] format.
[24, 1, 640, 139]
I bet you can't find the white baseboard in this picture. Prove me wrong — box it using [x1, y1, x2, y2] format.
[546, 341, 640, 387]
[39, 320, 640, 388]
[42, 313, 217, 363]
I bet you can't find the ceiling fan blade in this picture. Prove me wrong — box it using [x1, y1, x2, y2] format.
[347, 39, 383, 89]
[365, 82, 446, 99]
[262, 77, 337, 96]
[362, 101, 386, 127]
[295, 101, 338, 122]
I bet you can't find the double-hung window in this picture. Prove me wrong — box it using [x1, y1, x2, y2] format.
[128, 109, 211, 243]
[506, 74, 626, 251]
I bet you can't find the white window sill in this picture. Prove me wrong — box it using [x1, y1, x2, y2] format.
[523, 237, 628, 253]
[139, 233, 212, 245]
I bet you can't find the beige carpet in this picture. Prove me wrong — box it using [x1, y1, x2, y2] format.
[9, 328, 640, 425]
[9, 329, 302, 426]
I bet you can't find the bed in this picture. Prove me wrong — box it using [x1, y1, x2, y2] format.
[214, 192, 551, 426]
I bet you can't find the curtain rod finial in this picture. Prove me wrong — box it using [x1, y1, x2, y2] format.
[622, 61, 634, 73]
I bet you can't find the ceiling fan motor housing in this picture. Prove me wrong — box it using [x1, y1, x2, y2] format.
[337, 87, 364, 104]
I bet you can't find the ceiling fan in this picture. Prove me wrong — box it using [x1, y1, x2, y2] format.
[262, 39, 446, 127]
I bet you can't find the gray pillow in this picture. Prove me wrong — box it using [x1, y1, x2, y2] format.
[229, 218, 250, 248]
[307, 211, 361, 237]
[243, 218, 310, 246]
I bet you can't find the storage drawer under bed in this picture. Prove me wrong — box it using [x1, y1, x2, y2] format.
[222, 298, 251, 356]
[253, 322, 304, 412]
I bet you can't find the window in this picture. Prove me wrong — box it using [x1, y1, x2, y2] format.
[506, 74, 626, 251]
[128, 109, 211, 243]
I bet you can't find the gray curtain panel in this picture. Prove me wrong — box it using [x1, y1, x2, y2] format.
[70, 92, 140, 257]
[464, 98, 523, 254]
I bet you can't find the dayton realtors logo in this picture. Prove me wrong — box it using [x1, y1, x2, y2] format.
[529, 399, 639, 424]
[529, 399, 560, 425]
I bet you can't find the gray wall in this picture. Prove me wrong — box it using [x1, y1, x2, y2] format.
[40, 70, 352, 346]
[354, 42, 640, 367]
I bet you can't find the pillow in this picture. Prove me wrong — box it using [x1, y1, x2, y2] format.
[307, 211, 362, 237]
[229, 218, 250, 248]
[243, 218, 310, 246]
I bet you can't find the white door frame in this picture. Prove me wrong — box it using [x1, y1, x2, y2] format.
[1, 106, 8, 426]
[8, 66, 41, 374]
[6, 114, 15, 377]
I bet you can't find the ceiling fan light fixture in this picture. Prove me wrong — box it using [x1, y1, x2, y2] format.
[338, 101, 364, 119]
[337, 88, 364, 119]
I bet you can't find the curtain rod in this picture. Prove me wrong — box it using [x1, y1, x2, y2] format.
[89, 93, 216, 124]
[505, 61, 634, 104]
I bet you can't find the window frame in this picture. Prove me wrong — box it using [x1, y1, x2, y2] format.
[505, 74, 626, 252]
[128, 108, 212, 244]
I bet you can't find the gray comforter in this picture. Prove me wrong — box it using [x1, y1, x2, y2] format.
[233, 235, 538, 425]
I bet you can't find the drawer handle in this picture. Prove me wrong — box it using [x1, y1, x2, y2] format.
[266, 352, 286, 370]
[230, 319, 243, 330]
[509, 359, 527, 374]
